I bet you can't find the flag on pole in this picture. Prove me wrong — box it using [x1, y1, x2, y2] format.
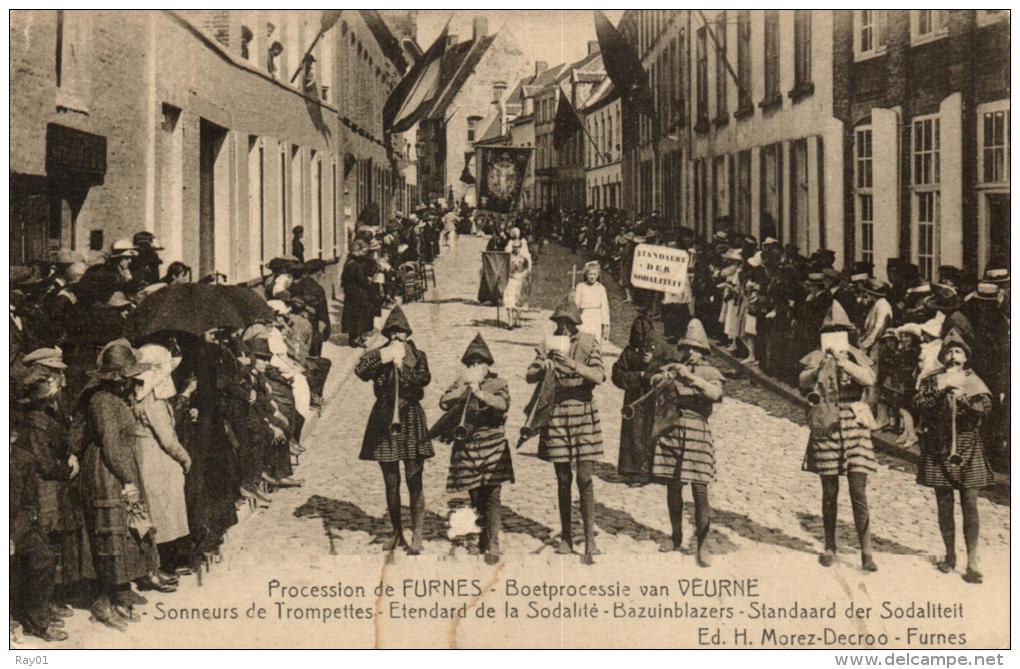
[593, 10, 655, 118]
[320, 10, 343, 32]
[553, 89, 584, 150]
[384, 23, 449, 134]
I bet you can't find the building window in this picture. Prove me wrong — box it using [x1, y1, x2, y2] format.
[793, 11, 812, 89]
[467, 116, 481, 143]
[912, 115, 941, 280]
[695, 27, 708, 127]
[855, 127, 874, 263]
[855, 10, 888, 61]
[911, 10, 948, 45]
[736, 150, 752, 233]
[55, 10, 92, 111]
[760, 143, 782, 241]
[714, 12, 728, 118]
[762, 11, 780, 105]
[981, 108, 1009, 184]
[736, 10, 752, 112]
[712, 156, 727, 222]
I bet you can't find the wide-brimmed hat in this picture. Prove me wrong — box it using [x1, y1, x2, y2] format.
[806, 272, 826, 285]
[382, 305, 412, 336]
[939, 328, 971, 363]
[135, 344, 181, 400]
[723, 248, 743, 262]
[110, 239, 139, 259]
[247, 336, 273, 359]
[549, 299, 582, 325]
[973, 282, 1001, 301]
[106, 291, 132, 309]
[849, 261, 874, 283]
[820, 301, 854, 333]
[22, 347, 67, 369]
[90, 339, 151, 380]
[461, 333, 494, 365]
[984, 266, 1010, 285]
[677, 318, 711, 353]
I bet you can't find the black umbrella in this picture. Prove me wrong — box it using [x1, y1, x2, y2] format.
[223, 285, 275, 323]
[128, 283, 247, 338]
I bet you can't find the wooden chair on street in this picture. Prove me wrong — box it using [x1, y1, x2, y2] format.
[398, 262, 423, 302]
[418, 260, 437, 289]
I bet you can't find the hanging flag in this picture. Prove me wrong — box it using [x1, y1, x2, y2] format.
[320, 10, 343, 32]
[478, 251, 510, 305]
[477, 146, 532, 214]
[553, 89, 584, 150]
[384, 23, 449, 134]
[459, 151, 476, 185]
[594, 10, 655, 118]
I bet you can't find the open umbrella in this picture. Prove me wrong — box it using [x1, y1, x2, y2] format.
[128, 283, 247, 338]
[223, 285, 275, 323]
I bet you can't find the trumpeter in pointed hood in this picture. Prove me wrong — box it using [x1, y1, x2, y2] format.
[461, 332, 494, 366]
[381, 305, 413, 338]
[677, 318, 712, 354]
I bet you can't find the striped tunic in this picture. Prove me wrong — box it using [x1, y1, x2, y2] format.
[650, 362, 724, 484]
[801, 379, 878, 476]
[915, 372, 994, 489]
[355, 341, 434, 462]
[443, 375, 514, 492]
[527, 332, 605, 464]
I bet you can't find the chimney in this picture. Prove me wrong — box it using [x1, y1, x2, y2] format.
[535, 60, 548, 77]
[472, 16, 489, 40]
[587, 40, 600, 55]
[447, 34, 459, 47]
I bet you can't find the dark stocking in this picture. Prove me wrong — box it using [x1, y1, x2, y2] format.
[691, 482, 711, 566]
[820, 476, 839, 562]
[960, 489, 981, 576]
[554, 463, 574, 551]
[665, 482, 684, 549]
[483, 485, 502, 558]
[576, 461, 597, 556]
[405, 459, 425, 553]
[379, 462, 405, 549]
[848, 472, 875, 570]
[935, 487, 956, 570]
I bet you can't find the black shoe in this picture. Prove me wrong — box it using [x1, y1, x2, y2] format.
[118, 590, 148, 606]
[137, 575, 177, 593]
[25, 624, 68, 642]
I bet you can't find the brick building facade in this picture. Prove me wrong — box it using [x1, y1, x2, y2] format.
[617, 9, 1009, 280]
[11, 10, 413, 285]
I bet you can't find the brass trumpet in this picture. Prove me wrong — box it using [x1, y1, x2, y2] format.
[947, 392, 962, 465]
[621, 364, 693, 420]
[390, 365, 402, 435]
[452, 389, 473, 442]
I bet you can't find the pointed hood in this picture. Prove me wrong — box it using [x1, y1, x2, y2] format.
[939, 328, 972, 363]
[549, 299, 582, 325]
[820, 301, 853, 333]
[461, 333, 494, 365]
[677, 318, 711, 353]
[381, 305, 412, 336]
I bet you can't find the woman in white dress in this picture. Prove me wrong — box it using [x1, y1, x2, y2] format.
[502, 241, 530, 329]
[574, 261, 611, 344]
[132, 344, 191, 581]
[504, 227, 532, 308]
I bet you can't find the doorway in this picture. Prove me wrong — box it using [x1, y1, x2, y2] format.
[986, 193, 1010, 263]
[199, 119, 229, 278]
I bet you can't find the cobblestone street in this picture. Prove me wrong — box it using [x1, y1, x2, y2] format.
[41, 235, 1010, 649]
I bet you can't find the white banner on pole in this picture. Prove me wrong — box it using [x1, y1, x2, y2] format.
[630, 243, 690, 293]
